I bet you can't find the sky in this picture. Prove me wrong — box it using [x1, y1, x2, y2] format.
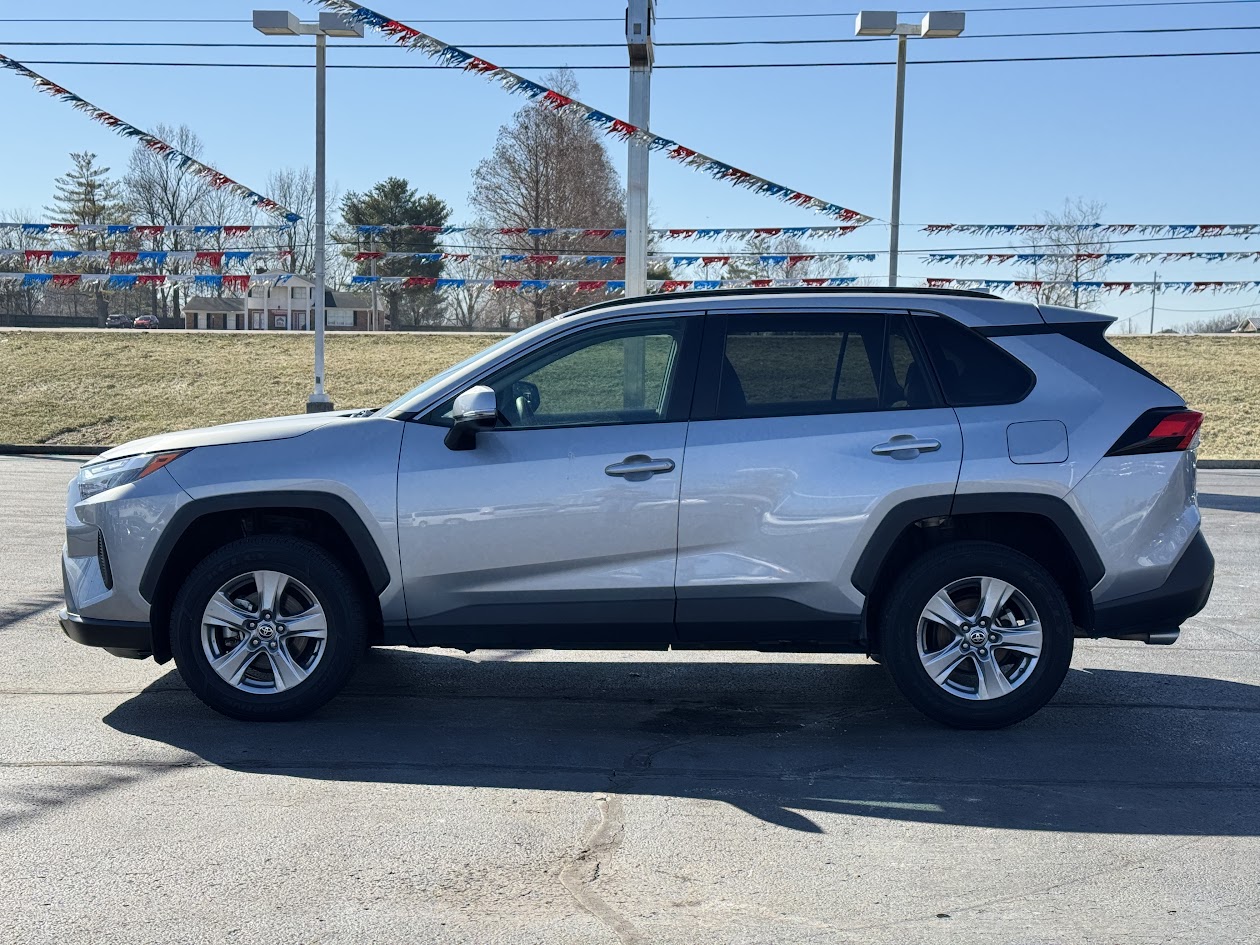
[1, 0, 1258, 329]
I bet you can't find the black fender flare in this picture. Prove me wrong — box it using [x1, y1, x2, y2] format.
[138, 490, 392, 603]
[851, 491, 1105, 596]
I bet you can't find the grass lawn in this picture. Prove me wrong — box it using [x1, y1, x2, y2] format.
[0, 328, 1255, 459]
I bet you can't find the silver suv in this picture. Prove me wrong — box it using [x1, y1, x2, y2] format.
[59, 288, 1214, 728]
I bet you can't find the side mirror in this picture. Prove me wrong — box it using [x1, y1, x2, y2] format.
[444, 385, 498, 451]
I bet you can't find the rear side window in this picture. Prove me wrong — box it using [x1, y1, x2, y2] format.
[715, 314, 938, 419]
[914, 315, 1034, 407]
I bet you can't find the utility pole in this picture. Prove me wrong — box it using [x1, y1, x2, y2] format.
[623, 0, 655, 408]
[625, 0, 654, 298]
[370, 233, 378, 332]
[1150, 270, 1157, 334]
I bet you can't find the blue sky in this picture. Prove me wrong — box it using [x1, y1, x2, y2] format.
[1, 0, 1258, 328]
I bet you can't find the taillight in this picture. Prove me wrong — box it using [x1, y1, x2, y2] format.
[1107, 408, 1204, 456]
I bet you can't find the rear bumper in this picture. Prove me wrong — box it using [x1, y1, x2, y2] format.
[1092, 531, 1215, 639]
[59, 610, 153, 659]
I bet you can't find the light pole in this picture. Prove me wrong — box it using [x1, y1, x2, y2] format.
[253, 10, 364, 412]
[856, 11, 965, 287]
[625, 0, 655, 299]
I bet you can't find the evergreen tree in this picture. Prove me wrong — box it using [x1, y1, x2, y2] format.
[341, 178, 449, 328]
[46, 152, 126, 324]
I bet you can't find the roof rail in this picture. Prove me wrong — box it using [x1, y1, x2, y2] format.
[562, 284, 999, 318]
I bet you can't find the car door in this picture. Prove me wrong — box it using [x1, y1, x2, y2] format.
[675, 309, 963, 644]
[397, 315, 700, 648]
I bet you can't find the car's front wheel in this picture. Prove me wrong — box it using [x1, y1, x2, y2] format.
[879, 541, 1074, 729]
[170, 536, 366, 721]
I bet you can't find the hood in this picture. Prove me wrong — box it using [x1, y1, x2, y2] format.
[96, 409, 365, 461]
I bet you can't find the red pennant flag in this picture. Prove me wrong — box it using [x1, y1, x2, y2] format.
[464, 57, 498, 74]
[49, 223, 77, 232]
[137, 274, 165, 286]
[577, 281, 604, 292]
[353, 252, 386, 262]
[755, 228, 783, 237]
[223, 226, 251, 237]
[526, 255, 559, 265]
[493, 279, 522, 290]
[701, 256, 730, 266]
[403, 277, 437, 289]
[669, 145, 696, 161]
[803, 278, 828, 287]
[110, 251, 139, 266]
[610, 119, 637, 137]
[584, 229, 613, 239]
[543, 90, 573, 109]
[749, 279, 773, 288]
[135, 226, 163, 238]
[223, 274, 251, 292]
[669, 230, 696, 239]
[25, 250, 53, 264]
[787, 255, 812, 268]
[195, 251, 224, 266]
[661, 280, 690, 292]
[52, 274, 82, 288]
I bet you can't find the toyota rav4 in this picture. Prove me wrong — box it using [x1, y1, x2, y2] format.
[59, 288, 1214, 728]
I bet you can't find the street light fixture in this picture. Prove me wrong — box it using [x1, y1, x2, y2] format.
[252, 9, 364, 412]
[856, 10, 965, 287]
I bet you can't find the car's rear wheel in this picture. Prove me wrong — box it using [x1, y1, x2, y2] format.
[170, 536, 366, 721]
[879, 541, 1073, 729]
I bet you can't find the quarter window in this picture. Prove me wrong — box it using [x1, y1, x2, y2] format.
[914, 315, 1035, 406]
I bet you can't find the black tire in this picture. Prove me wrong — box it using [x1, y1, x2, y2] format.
[170, 536, 367, 721]
[879, 540, 1074, 729]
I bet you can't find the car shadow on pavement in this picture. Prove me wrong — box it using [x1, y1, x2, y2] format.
[1198, 492, 1260, 513]
[103, 650, 1260, 837]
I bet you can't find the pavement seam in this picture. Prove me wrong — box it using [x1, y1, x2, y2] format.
[557, 793, 645, 945]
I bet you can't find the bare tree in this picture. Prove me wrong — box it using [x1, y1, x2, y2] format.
[721, 234, 851, 283]
[470, 69, 625, 324]
[1016, 198, 1111, 309]
[124, 123, 214, 320]
[0, 208, 47, 317]
[1174, 310, 1255, 333]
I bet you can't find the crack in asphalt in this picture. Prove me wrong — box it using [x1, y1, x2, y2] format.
[557, 793, 644, 945]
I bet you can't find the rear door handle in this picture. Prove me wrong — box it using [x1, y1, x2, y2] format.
[605, 454, 676, 481]
[871, 435, 942, 458]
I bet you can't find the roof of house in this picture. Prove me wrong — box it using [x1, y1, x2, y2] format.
[1237, 316, 1260, 331]
[183, 296, 246, 313]
[327, 291, 374, 310]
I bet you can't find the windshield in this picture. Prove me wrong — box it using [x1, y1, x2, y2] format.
[375, 320, 558, 417]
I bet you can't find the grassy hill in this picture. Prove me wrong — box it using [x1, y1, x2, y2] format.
[0, 329, 1255, 458]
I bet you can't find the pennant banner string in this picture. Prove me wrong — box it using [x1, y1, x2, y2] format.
[922, 251, 1260, 266]
[7, 272, 1260, 295]
[0, 53, 300, 222]
[921, 224, 1260, 238]
[313, 0, 872, 224]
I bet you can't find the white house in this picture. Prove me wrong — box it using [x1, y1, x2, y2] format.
[182, 274, 384, 331]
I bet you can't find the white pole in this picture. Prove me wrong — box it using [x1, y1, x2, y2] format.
[309, 30, 332, 410]
[888, 33, 908, 288]
[1150, 270, 1157, 334]
[626, 66, 651, 298]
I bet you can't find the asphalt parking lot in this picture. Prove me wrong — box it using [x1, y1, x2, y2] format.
[1, 455, 1256, 944]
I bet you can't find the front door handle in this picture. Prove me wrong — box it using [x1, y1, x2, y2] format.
[605, 454, 676, 481]
[871, 435, 942, 459]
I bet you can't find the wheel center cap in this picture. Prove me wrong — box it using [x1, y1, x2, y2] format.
[257, 623, 276, 638]
[968, 628, 987, 646]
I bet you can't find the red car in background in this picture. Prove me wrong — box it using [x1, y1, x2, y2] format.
[132, 315, 160, 329]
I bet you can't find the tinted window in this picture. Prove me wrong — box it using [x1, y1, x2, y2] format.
[716, 314, 936, 420]
[914, 316, 1035, 407]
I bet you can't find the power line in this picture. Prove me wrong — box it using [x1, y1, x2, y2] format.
[10, 50, 1260, 70]
[5, 25, 1260, 49]
[5, 0, 1260, 24]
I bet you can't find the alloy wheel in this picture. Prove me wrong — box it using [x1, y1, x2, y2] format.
[916, 576, 1043, 701]
[200, 569, 328, 694]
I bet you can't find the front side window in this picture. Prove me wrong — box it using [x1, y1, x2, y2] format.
[715, 313, 937, 420]
[430, 320, 689, 429]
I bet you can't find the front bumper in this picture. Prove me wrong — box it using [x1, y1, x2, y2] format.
[59, 610, 153, 659]
[1092, 531, 1215, 639]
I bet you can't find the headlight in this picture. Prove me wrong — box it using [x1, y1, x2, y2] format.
[77, 450, 187, 499]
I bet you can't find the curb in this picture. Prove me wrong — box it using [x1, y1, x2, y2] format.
[1, 444, 1258, 468]
[0, 444, 107, 456]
